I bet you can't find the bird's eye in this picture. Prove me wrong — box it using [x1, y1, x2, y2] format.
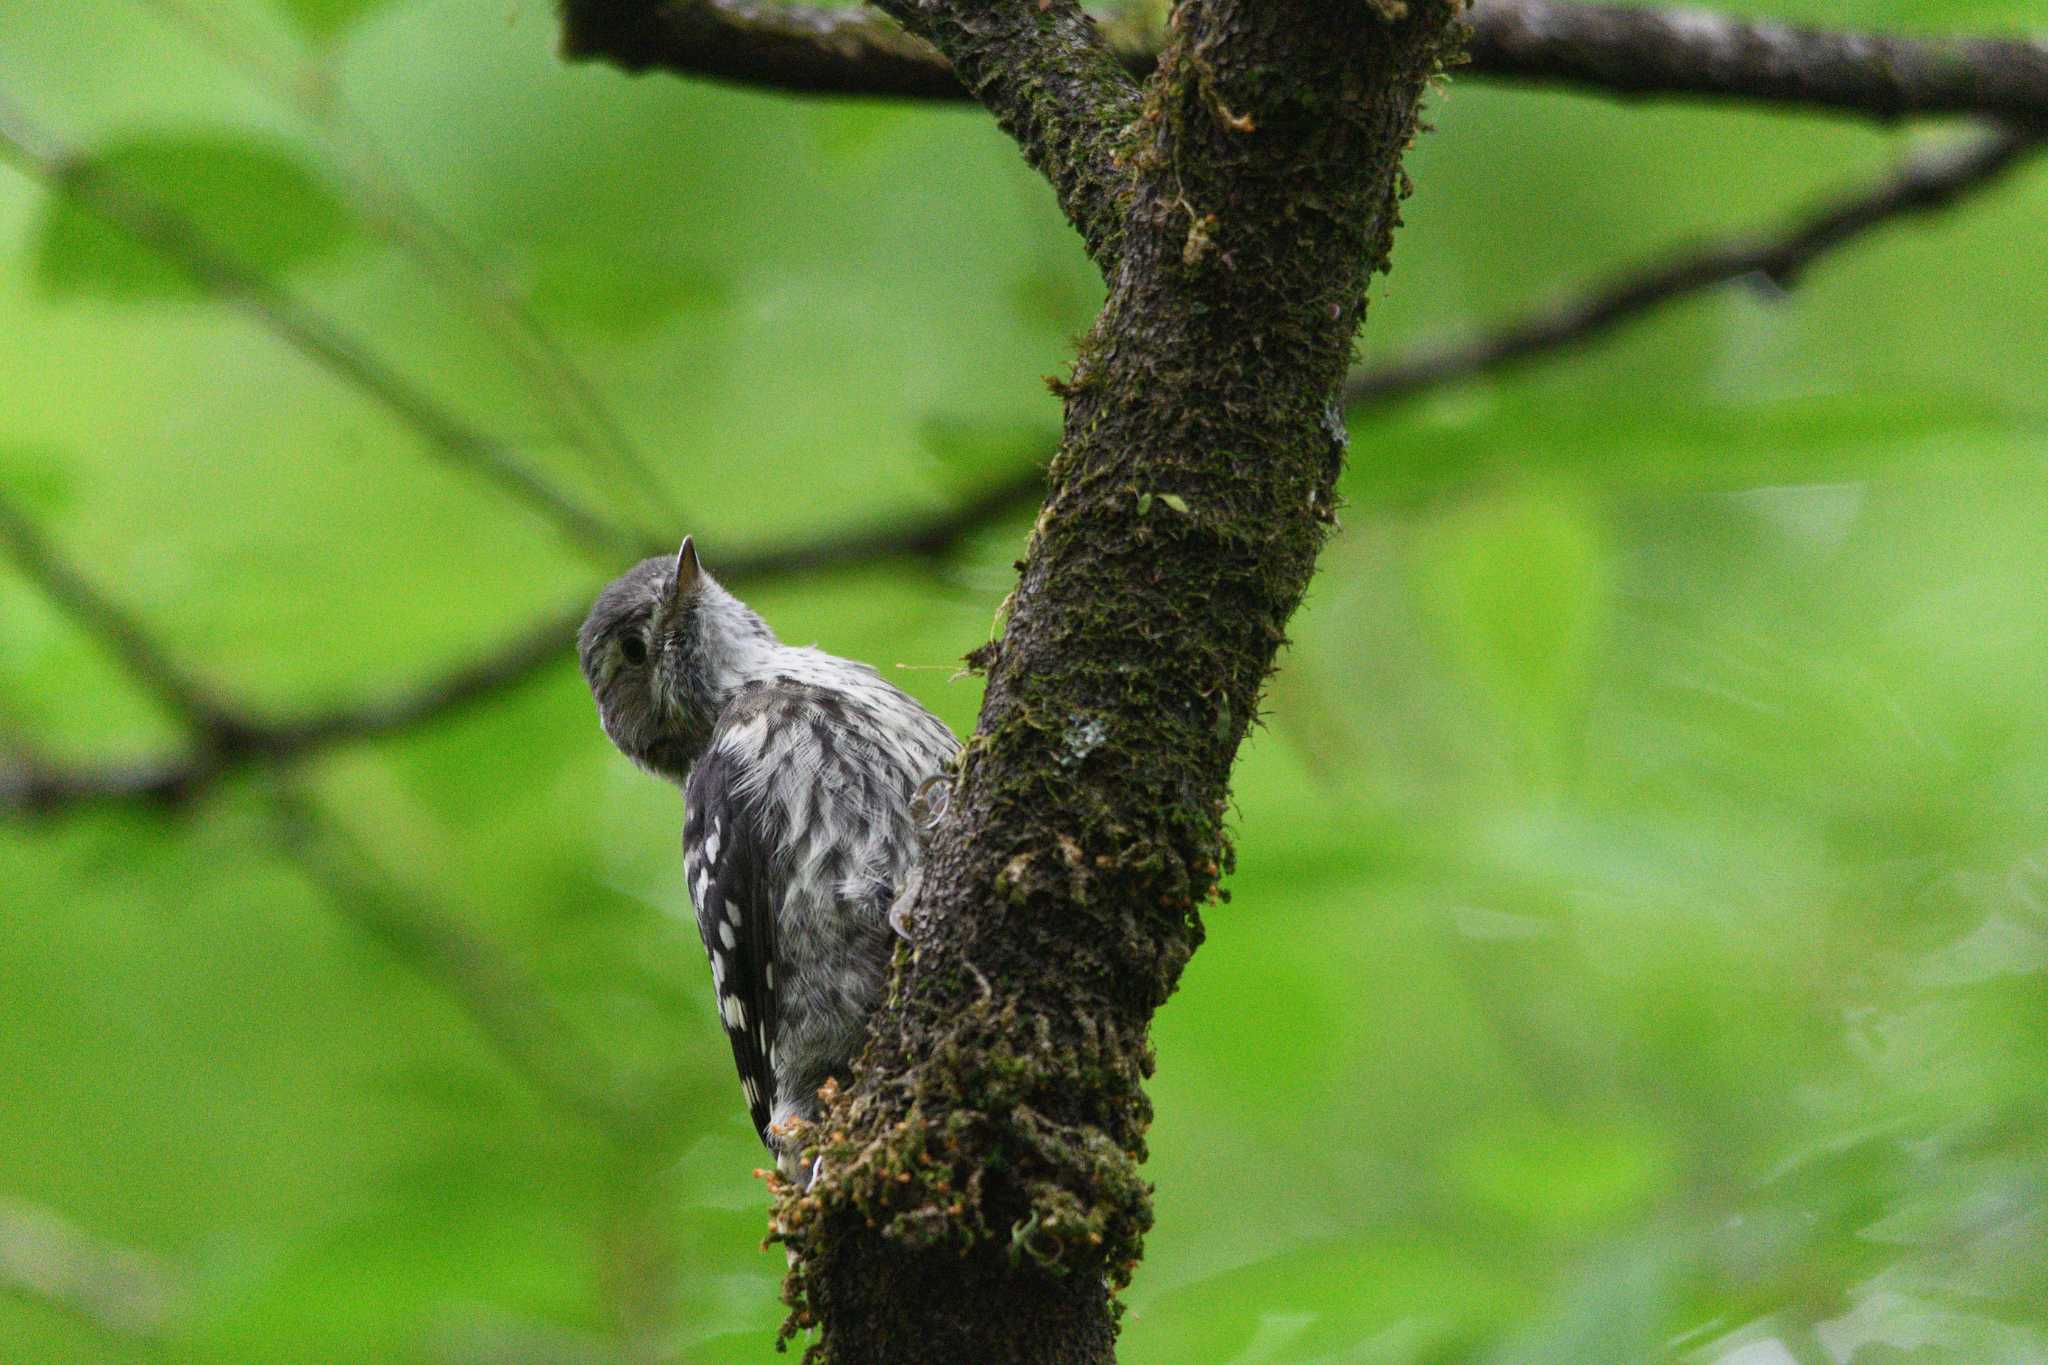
[620, 635, 648, 666]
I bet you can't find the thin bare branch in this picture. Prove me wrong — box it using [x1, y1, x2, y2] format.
[0, 752, 206, 811]
[1, 469, 1043, 817]
[708, 465, 1043, 579]
[0, 1198, 184, 1340]
[557, 0, 2048, 124]
[1469, 0, 2048, 124]
[0, 89, 641, 561]
[1345, 123, 2045, 406]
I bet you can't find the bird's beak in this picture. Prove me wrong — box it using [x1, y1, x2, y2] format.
[670, 535, 702, 607]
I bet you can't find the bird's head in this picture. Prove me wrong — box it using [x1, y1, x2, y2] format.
[577, 537, 773, 783]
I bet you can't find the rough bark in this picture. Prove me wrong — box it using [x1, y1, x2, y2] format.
[723, 1, 1468, 1360]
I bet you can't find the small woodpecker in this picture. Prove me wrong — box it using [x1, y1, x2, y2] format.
[578, 538, 958, 1179]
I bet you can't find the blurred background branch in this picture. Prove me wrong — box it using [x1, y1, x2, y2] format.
[0, 1198, 185, 1341]
[1345, 122, 2045, 406]
[0, 468, 1045, 816]
[0, 484, 240, 737]
[5, 119, 2035, 820]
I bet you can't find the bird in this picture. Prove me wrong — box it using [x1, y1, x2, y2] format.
[577, 537, 959, 1181]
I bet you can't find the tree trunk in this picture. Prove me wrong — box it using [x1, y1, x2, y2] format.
[739, 2, 1470, 1360]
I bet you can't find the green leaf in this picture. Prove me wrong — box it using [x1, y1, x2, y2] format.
[917, 417, 1055, 470]
[1413, 481, 1610, 773]
[271, 0, 394, 39]
[1486, 1240, 1675, 1365]
[0, 444, 77, 517]
[1132, 1236, 1526, 1363]
[528, 245, 729, 337]
[36, 135, 356, 300]
[1443, 1115, 1675, 1231]
[807, 103, 912, 165]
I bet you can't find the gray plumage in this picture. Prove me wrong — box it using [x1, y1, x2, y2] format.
[577, 539, 958, 1175]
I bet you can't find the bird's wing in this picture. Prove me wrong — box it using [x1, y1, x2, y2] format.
[683, 735, 782, 1143]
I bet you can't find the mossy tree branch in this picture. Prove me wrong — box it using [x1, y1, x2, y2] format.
[558, 0, 2048, 125]
[727, 2, 1468, 1360]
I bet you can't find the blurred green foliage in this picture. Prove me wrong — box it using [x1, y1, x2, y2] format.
[2, 0, 2044, 1361]
[35, 134, 356, 299]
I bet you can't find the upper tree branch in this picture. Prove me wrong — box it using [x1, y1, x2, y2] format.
[0, 1198, 184, 1341]
[557, 0, 2048, 124]
[1472, 0, 2048, 123]
[1347, 122, 2045, 405]
[872, 0, 1140, 265]
[561, 0, 973, 98]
